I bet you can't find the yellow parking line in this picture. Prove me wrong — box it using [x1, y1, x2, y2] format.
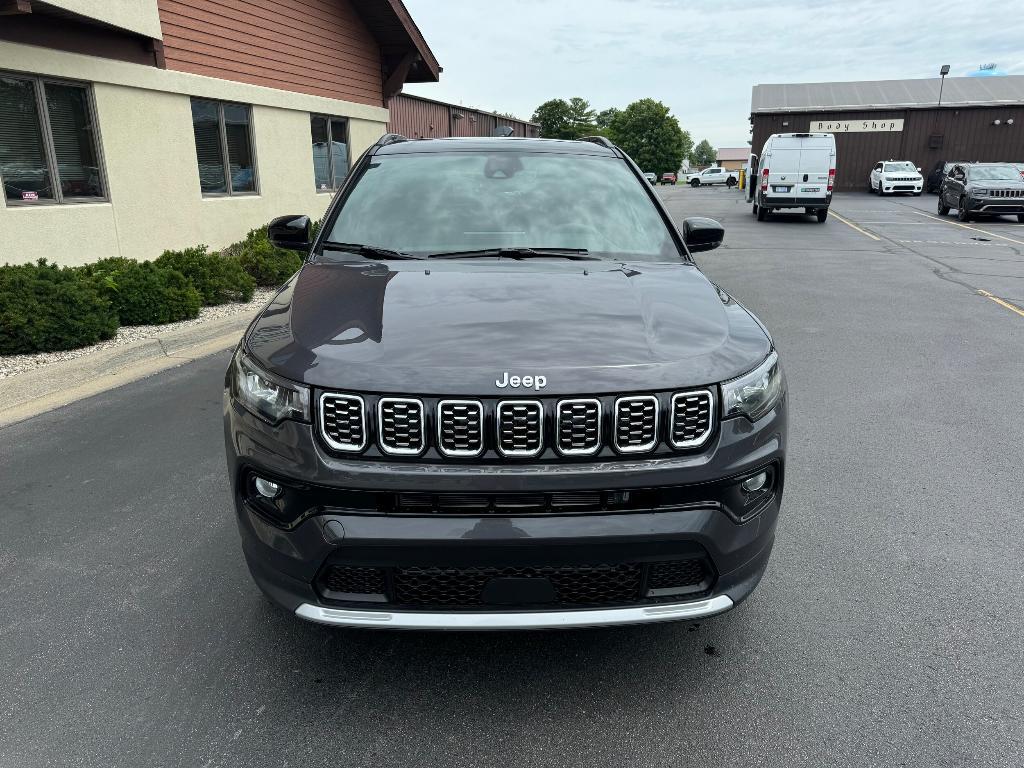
[830, 210, 881, 241]
[908, 209, 1024, 246]
[977, 290, 1024, 319]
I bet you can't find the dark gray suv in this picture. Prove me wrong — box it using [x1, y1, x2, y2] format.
[938, 163, 1024, 222]
[223, 135, 787, 630]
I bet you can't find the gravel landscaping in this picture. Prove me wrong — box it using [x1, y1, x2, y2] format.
[0, 288, 277, 380]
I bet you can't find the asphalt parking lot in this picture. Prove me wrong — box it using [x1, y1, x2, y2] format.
[2, 187, 1023, 767]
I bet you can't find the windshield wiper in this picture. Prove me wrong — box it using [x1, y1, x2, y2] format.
[320, 241, 424, 260]
[426, 247, 598, 261]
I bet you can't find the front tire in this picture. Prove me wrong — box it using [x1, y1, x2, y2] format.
[690, 179, 700, 188]
[816, 208, 828, 223]
[957, 197, 972, 222]
[878, 183, 886, 197]
[937, 197, 950, 216]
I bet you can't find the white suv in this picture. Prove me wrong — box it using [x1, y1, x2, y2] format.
[870, 161, 923, 196]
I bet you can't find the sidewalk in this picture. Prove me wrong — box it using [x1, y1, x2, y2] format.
[0, 312, 252, 428]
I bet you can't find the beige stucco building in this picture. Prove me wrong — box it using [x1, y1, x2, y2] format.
[0, 0, 439, 266]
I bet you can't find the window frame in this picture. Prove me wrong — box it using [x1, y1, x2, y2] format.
[310, 113, 350, 193]
[190, 97, 260, 198]
[0, 70, 109, 207]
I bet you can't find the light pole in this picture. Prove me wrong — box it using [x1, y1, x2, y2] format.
[937, 64, 950, 108]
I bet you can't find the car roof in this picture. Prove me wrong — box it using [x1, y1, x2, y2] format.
[374, 137, 619, 156]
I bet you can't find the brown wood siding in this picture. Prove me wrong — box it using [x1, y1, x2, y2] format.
[752, 106, 1024, 191]
[157, 0, 384, 106]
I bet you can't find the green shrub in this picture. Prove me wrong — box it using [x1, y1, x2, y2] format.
[0, 259, 119, 354]
[83, 258, 202, 326]
[155, 245, 254, 305]
[226, 226, 303, 287]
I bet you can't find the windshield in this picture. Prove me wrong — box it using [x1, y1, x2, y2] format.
[320, 151, 680, 262]
[884, 162, 917, 173]
[967, 165, 1021, 181]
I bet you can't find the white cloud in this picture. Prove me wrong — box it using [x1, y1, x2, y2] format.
[403, 0, 1024, 147]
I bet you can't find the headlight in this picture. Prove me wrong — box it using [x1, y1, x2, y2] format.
[974, 189, 989, 196]
[230, 348, 310, 424]
[721, 351, 785, 422]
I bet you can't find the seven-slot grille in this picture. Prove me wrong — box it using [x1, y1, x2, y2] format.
[669, 390, 714, 448]
[377, 398, 425, 455]
[437, 400, 484, 457]
[319, 393, 366, 452]
[613, 396, 659, 453]
[496, 400, 543, 457]
[987, 189, 1024, 198]
[556, 399, 601, 456]
[318, 390, 720, 458]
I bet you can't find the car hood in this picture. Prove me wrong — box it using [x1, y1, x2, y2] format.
[969, 179, 1024, 188]
[246, 260, 771, 395]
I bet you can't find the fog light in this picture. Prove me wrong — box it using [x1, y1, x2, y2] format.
[741, 472, 768, 493]
[254, 477, 282, 498]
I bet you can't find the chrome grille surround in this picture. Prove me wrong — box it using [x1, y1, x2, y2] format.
[437, 399, 485, 457]
[319, 393, 367, 452]
[613, 395, 659, 453]
[669, 389, 715, 449]
[377, 397, 425, 456]
[555, 398, 602, 456]
[496, 400, 543, 457]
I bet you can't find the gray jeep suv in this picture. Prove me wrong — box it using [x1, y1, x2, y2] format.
[223, 135, 787, 630]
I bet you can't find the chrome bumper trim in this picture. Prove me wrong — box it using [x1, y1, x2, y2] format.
[294, 594, 734, 630]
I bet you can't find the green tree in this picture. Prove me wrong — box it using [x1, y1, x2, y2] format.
[531, 98, 572, 138]
[607, 98, 693, 178]
[692, 138, 716, 167]
[595, 107, 621, 129]
[532, 97, 599, 139]
[566, 97, 596, 138]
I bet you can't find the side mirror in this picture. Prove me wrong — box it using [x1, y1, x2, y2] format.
[682, 217, 724, 253]
[268, 215, 312, 252]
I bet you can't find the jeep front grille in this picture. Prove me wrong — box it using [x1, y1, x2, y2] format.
[319, 393, 366, 452]
[378, 398, 425, 455]
[437, 400, 484, 457]
[613, 396, 659, 453]
[669, 390, 714, 448]
[496, 400, 543, 457]
[556, 399, 601, 456]
[987, 189, 1024, 198]
[317, 389, 720, 459]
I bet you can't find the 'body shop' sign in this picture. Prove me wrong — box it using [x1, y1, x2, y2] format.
[814, 119, 904, 133]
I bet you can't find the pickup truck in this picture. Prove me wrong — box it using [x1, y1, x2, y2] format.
[683, 167, 738, 188]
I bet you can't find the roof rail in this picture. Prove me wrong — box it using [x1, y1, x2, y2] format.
[374, 133, 409, 148]
[578, 135, 615, 149]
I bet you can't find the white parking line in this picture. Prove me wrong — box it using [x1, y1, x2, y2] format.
[908, 210, 1024, 246]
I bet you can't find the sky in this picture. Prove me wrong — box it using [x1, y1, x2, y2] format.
[402, 0, 1024, 149]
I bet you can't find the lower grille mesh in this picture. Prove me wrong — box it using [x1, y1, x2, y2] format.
[319, 557, 713, 608]
[394, 564, 641, 606]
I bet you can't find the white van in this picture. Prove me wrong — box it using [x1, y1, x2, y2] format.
[745, 133, 836, 222]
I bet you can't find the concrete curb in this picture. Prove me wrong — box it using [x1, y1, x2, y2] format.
[0, 313, 252, 428]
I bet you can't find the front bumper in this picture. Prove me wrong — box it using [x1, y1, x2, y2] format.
[225, 393, 787, 629]
[968, 197, 1024, 214]
[881, 181, 922, 193]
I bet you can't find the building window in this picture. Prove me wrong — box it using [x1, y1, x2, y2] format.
[190, 98, 257, 196]
[310, 115, 349, 192]
[0, 72, 106, 205]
